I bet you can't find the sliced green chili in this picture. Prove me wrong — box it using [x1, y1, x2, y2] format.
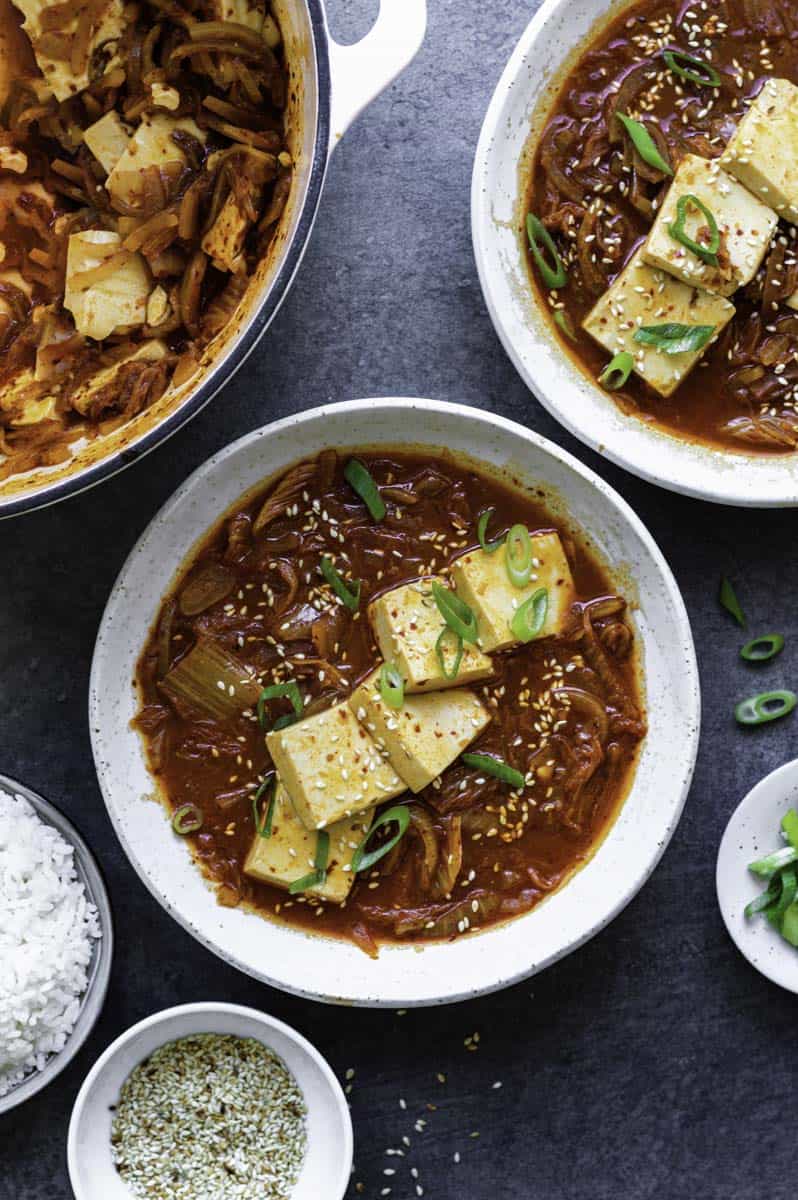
[526, 213, 567, 289]
[663, 48, 721, 88]
[435, 626, 464, 681]
[740, 634, 783, 663]
[352, 805, 411, 873]
[320, 554, 361, 612]
[633, 323, 716, 354]
[477, 507, 503, 554]
[735, 690, 797, 727]
[171, 802, 203, 835]
[668, 193, 720, 267]
[598, 351, 634, 390]
[616, 112, 673, 175]
[288, 829, 330, 894]
[431, 581, 479, 644]
[553, 309, 577, 340]
[462, 752, 525, 790]
[344, 458, 386, 522]
[379, 662, 405, 709]
[251, 775, 277, 839]
[257, 680, 303, 731]
[749, 844, 798, 877]
[719, 577, 745, 628]
[505, 523, 533, 588]
[510, 588, 549, 643]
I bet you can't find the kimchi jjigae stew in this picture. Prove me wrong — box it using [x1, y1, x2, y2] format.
[135, 450, 646, 956]
[527, 0, 798, 452]
[0, 0, 290, 481]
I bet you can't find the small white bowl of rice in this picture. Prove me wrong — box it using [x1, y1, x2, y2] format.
[0, 773, 113, 1114]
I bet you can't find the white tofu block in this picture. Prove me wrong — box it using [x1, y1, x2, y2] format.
[201, 192, 254, 274]
[243, 781, 372, 903]
[720, 78, 798, 222]
[83, 110, 131, 175]
[13, 0, 125, 101]
[68, 340, 168, 416]
[106, 115, 205, 210]
[368, 578, 494, 694]
[642, 154, 777, 297]
[349, 669, 491, 793]
[450, 533, 576, 654]
[582, 248, 735, 398]
[0, 367, 58, 427]
[266, 700, 406, 830]
[64, 231, 150, 340]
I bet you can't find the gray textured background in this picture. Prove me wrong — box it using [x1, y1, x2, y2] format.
[2, 2, 797, 1197]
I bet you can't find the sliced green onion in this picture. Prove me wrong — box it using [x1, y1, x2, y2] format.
[252, 776, 276, 839]
[735, 690, 796, 727]
[663, 48, 721, 88]
[633, 323, 716, 354]
[782, 809, 798, 851]
[553, 309, 577, 340]
[289, 830, 330, 894]
[719, 577, 745, 628]
[616, 112, 673, 176]
[749, 845, 798, 877]
[668, 193, 720, 266]
[352, 805, 411, 873]
[172, 803, 203, 835]
[379, 662, 404, 709]
[257, 680, 303, 731]
[526, 213, 567, 289]
[344, 458, 386, 522]
[767, 866, 797, 924]
[435, 627, 464, 681]
[745, 876, 780, 918]
[741, 634, 783, 662]
[505, 523, 533, 588]
[461, 752, 525, 789]
[477, 507, 503, 554]
[598, 351, 634, 390]
[320, 555, 361, 612]
[510, 588, 549, 643]
[781, 899, 798, 946]
[431, 581, 478, 644]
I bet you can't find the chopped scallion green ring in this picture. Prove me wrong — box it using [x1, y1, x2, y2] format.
[526, 213, 567, 289]
[252, 776, 277, 839]
[289, 830, 330, 894]
[668, 193, 720, 266]
[740, 634, 783, 663]
[719, 577, 745, 628]
[461, 752, 525, 790]
[616, 112, 673, 176]
[257, 680, 303, 731]
[379, 662, 405, 709]
[510, 588, 549, 643]
[344, 458, 386, 522]
[663, 48, 721, 88]
[553, 309, 577, 340]
[477, 507, 503, 554]
[171, 803, 203, 835]
[633, 322, 716, 354]
[431, 581, 479, 644]
[598, 351, 634, 390]
[435, 626, 464, 681]
[352, 805, 411, 873]
[320, 555, 361, 612]
[505, 523, 533, 588]
[735, 690, 796, 727]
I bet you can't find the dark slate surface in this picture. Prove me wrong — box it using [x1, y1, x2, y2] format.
[2, 2, 797, 1197]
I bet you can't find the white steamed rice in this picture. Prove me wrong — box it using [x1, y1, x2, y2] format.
[0, 788, 101, 1097]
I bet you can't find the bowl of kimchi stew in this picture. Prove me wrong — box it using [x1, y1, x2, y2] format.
[473, 0, 798, 505]
[90, 398, 699, 1006]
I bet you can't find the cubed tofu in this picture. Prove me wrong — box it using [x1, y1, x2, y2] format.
[64, 230, 151, 340]
[349, 669, 491, 793]
[582, 248, 735, 398]
[68, 340, 168, 415]
[0, 366, 56, 427]
[642, 154, 777, 297]
[720, 78, 798, 222]
[266, 700, 406, 830]
[106, 115, 205, 211]
[243, 781, 372, 903]
[83, 110, 131, 175]
[12, 0, 125, 101]
[201, 192, 254, 274]
[450, 533, 576, 654]
[368, 578, 494, 694]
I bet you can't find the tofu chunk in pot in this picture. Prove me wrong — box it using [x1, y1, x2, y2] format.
[64, 230, 151, 340]
[720, 78, 798, 223]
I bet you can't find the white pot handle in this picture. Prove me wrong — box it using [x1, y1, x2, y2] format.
[326, 0, 427, 154]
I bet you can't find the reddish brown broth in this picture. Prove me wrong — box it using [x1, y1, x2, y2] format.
[527, 0, 798, 453]
[135, 450, 646, 952]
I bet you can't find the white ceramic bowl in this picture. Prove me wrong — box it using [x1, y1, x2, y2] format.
[90, 397, 700, 1006]
[472, 0, 798, 506]
[717, 759, 798, 994]
[68, 1002, 352, 1200]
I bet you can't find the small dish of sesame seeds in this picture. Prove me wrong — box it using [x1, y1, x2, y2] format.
[67, 1001, 352, 1200]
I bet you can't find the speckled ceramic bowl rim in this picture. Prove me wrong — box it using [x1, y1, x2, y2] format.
[90, 397, 700, 1006]
[0, 773, 114, 1115]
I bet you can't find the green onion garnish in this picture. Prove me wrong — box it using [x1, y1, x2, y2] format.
[171, 802, 203, 835]
[344, 458, 386, 522]
[767, 865, 797, 924]
[526, 213, 567, 290]
[431, 581, 479, 644]
[633, 323, 716, 354]
[257, 680, 303, 731]
[741, 634, 784, 663]
[749, 844, 798, 878]
[719, 577, 745, 628]
[782, 809, 798, 850]
[598, 351, 634, 390]
[510, 588, 548, 643]
[746, 813, 798, 949]
[616, 113, 673, 176]
[735, 690, 797, 727]
[435, 627, 464, 681]
[553, 309, 577, 340]
[379, 662, 405, 709]
[663, 48, 721, 88]
[505, 523, 533, 588]
[745, 876, 780, 917]
[320, 554, 361, 612]
[477, 507, 503, 554]
[668, 193, 720, 267]
[352, 805, 411, 873]
[289, 829, 330, 894]
[461, 752, 525, 789]
[252, 775, 276, 839]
